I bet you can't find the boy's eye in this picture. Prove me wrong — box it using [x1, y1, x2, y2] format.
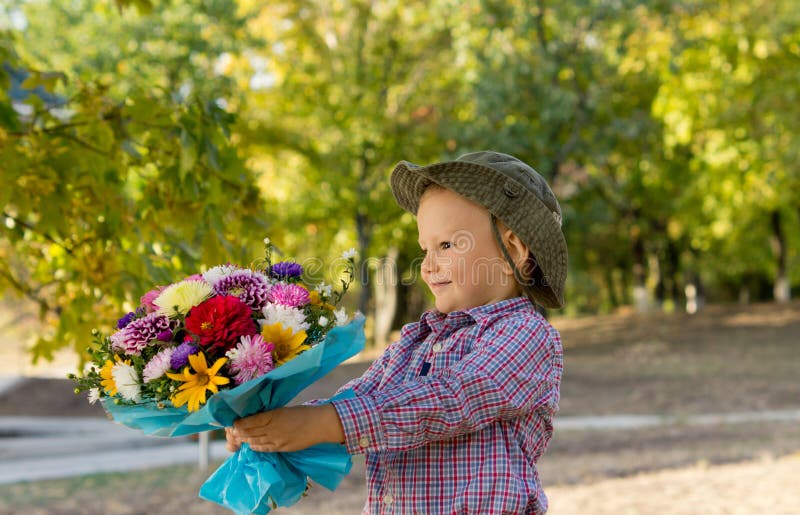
[440, 241, 452, 250]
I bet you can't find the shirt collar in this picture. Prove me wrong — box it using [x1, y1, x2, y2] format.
[419, 296, 535, 332]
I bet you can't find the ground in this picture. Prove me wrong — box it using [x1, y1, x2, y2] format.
[1, 299, 799, 513]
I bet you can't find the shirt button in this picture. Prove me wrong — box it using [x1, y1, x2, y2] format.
[358, 436, 370, 448]
[383, 494, 394, 505]
[432, 343, 443, 352]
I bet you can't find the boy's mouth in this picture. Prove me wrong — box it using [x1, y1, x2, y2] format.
[429, 281, 451, 291]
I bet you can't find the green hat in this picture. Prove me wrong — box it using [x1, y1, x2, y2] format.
[390, 150, 567, 309]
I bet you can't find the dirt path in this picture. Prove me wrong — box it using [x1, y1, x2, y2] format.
[1, 300, 799, 514]
[547, 453, 800, 515]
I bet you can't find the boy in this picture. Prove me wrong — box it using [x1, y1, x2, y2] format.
[228, 151, 567, 513]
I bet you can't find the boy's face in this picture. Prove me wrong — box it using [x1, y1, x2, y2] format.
[417, 187, 519, 314]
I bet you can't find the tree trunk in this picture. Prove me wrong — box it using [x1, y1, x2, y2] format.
[392, 264, 427, 329]
[354, 151, 374, 317]
[656, 238, 682, 310]
[372, 247, 399, 349]
[620, 262, 631, 305]
[770, 209, 790, 302]
[632, 234, 650, 313]
[604, 267, 619, 309]
[355, 210, 372, 317]
[684, 271, 705, 314]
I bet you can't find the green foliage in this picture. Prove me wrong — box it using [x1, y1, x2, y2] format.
[232, 0, 464, 315]
[1, 0, 798, 363]
[651, 0, 800, 297]
[0, 2, 269, 363]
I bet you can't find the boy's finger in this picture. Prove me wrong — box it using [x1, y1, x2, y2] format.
[234, 412, 271, 431]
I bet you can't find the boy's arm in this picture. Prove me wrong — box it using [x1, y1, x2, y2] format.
[303, 339, 393, 406]
[232, 404, 344, 452]
[230, 341, 394, 452]
[332, 318, 561, 454]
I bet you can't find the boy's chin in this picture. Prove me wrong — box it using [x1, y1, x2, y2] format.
[433, 297, 463, 314]
[432, 298, 451, 313]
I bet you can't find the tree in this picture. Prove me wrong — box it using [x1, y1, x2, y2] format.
[229, 0, 464, 344]
[0, 1, 269, 362]
[437, 1, 689, 313]
[653, 0, 800, 302]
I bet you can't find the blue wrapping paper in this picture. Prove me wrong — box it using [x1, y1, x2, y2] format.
[199, 391, 356, 515]
[102, 317, 366, 513]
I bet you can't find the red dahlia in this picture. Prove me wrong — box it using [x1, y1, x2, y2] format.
[185, 295, 258, 353]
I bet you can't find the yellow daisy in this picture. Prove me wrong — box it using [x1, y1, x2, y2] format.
[100, 356, 131, 396]
[166, 352, 230, 412]
[308, 291, 335, 311]
[99, 358, 118, 396]
[261, 322, 309, 365]
[308, 290, 323, 306]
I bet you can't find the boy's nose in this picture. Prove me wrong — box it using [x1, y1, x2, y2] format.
[421, 251, 435, 274]
[422, 249, 442, 274]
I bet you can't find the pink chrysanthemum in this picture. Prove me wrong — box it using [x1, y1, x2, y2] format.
[140, 287, 165, 313]
[213, 270, 272, 310]
[266, 283, 310, 308]
[142, 347, 175, 383]
[110, 313, 171, 356]
[226, 334, 275, 385]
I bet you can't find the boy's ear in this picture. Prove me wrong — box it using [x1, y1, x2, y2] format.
[502, 230, 530, 274]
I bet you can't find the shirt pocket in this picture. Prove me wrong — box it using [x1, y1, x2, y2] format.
[427, 336, 472, 375]
[452, 473, 530, 514]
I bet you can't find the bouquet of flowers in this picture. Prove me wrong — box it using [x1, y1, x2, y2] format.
[71, 239, 366, 514]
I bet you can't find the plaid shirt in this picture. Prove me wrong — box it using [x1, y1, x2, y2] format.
[331, 297, 563, 514]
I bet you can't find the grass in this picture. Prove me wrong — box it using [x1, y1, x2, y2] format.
[0, 463, 229, 515]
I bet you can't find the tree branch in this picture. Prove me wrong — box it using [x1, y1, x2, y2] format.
[0, 265, 54, 316]
[1, 211, 75, 255]
[54, 132, 113, 157]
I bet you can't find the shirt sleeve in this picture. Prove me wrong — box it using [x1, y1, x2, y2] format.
[302, 339, 394, 407]
[331, 317, 560, 454]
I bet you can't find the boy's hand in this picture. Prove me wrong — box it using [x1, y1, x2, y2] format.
[231, 404, 345, 453]
[224, 426, 243, 452]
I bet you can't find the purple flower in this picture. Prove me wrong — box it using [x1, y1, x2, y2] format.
[266, 283, 310, 308]
[269, 261, 303, 279]
[213, 270, 272, 310]
[110, 313, 171, 356]
[116, 312, 137, 330]
[156, 330, 173, 342]
[170, 342, 198, 370]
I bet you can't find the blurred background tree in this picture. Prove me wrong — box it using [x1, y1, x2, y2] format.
[0, 0, 269, 361]
[1, 0, 797, 361]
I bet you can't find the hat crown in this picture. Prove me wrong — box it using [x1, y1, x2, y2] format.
[455, 151, 561, 223]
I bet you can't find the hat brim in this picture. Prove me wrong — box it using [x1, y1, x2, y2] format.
[391, 160, 567, 309]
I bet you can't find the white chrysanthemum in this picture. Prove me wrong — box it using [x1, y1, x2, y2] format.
[318, 316, 329, 327]
[112, 362, 141, 402]
[142, 347, 174, 383]
[333, 307, 349, 327]
[202, 264, 242, 287]
[342, 248, 357, 259]
[260, 304, 310, 333]
[314, 282, 333, 299]
[87, 388, 101, 405]
[154, 280, 213, 318]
